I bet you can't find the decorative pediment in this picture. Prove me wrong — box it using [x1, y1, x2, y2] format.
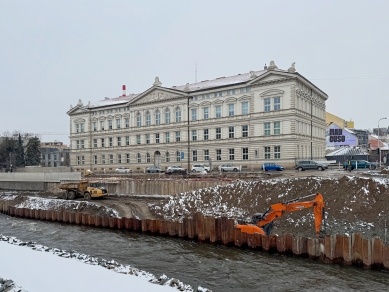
[200, 101, 211, 106]
[248, 71, 295, 86]
[131, 87, 185, 105]
[238, 94, 252, 101]
[67, 106, 87, 116]
[212, 99, 224, 105]
[260, 89, 284, 97]
[225, 97, 237, 103]
[73, 118, 85, 123]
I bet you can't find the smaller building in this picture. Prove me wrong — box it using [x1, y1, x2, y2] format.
[325, 147, 369, 164]
[348, 129, 369, 147]
[40, 142, 70, 167]
[326, 112, 354, 129]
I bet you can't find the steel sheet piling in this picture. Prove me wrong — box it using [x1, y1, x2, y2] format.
[277, 235, 285, 254]
[253, 232, 262, 250]
[334, 234, 344, 264]
[116, 218, 123, 229]
[178, 218, 187, 237]
[75, 213, 81, 224]
[383, 244, 389, 270]
[109, 217, 117, 229]
[371, 238, 383, 269]
[284, 234, 293, 255]
[342, 235, 352, 265]
[362, 238, 372, 268]
[142, 219, 151, 233]
[352, 233, 363, 266]
[307, 238, 318, 259]
[82, 213, 88, 225]
[187, 218, 195, 239]
[69, 212, 75, 224]
[101, 216, 109, 228]
[95, 215, 102, 227]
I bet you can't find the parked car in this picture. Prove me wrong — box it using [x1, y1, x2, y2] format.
[218, 164, 240, 172]
[342, 160, 377, 170]
[262, 163, 285, 171]
[115, 167, 132, 173]
[191, 164, 210, 172]
[145, 166, 163, 173]
[166, 166, 187, 174]
[294, 160, 328, 171]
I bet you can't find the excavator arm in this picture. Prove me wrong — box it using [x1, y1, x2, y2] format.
[236, 193, 324, 237]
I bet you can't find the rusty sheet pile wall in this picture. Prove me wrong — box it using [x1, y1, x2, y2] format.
[1, 203, 388, 271]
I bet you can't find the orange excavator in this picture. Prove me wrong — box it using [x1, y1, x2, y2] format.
[236, 193, 325, 237]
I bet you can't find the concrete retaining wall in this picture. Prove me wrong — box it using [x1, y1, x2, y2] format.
[1, 204, 387, 271]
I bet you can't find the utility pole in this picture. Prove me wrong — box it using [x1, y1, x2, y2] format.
[310, 88, 313, 160]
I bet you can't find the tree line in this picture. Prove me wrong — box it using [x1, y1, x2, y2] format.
[0, 132, 41, 170]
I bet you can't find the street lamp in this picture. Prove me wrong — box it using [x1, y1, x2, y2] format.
[378, 117, 387, 168]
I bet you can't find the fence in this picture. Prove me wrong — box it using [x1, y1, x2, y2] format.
[0, 202, 388, 271]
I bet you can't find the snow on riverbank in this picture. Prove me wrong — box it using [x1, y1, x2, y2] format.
[0, 193, 120, 217]
[0, 235, 208, 292]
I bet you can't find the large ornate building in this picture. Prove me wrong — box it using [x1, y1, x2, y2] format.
[67, 61, 328, 172]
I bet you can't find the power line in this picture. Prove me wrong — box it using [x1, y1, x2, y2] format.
[310, 75, 389, 81]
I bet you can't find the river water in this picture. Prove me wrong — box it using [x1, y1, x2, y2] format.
[0, 214, 388, 292]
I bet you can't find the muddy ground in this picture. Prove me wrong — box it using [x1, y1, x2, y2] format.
[1, 169, 389, 240]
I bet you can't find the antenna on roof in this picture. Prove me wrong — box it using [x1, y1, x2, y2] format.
[122, 85, 126, 97]
[195, 60, 197, 83]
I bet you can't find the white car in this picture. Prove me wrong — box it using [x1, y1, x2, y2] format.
[115, 167, 132, 173]
[218, 164, 240, 172]
[191, 164, 210, 172]
[166, 165, 187, 174]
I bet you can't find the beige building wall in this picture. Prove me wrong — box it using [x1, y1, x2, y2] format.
[326, 112, 354, 128]
[68, 64, 328, 172]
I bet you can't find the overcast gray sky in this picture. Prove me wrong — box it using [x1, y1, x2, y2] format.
[1, 0, 388, 144]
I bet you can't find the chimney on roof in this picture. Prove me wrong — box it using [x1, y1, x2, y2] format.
[122, 85, 126, 96]
[264, 64, 267, 69]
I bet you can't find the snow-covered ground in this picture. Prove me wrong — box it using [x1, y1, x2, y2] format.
[0, 236, 207, 292]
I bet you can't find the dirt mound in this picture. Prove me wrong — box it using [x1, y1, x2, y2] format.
[149, 175, 389, 239]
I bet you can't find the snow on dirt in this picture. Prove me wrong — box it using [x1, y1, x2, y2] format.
[0, 194, 120, 217]
[149, 175, 389, 239]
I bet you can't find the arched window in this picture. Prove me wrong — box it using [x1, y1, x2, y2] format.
[165, 152, 170, 162]
[155, 110, 161, 125]
[145, 111, 151, 126]
[176, 151, 181, 162]
[175, 107, 181, 123]
[137, 153, 141, 163]
[146, 153, 151, 163]
[136, 113, 142, 127]
[165, 109, 171, 124]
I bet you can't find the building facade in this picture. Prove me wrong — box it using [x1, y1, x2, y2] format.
[67, 61, 328, 172]
[40, 142, 70, 167]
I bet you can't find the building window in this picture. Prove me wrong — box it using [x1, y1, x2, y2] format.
[101, 138, 105, 148]
[229, 126, 234, 138]
[100, 121, 105, 131]
[118, 154, 122, 164]
[176, 151, 181, 162]
[165, 109, 171, 124]
[80, 140, 84, 149]
[126, 153, 130, 163]
[126, 136, 130, 146]
[136, 135, 141, 145]
[216, 128, 221, 139]
[274, 122, 280, 135]
[166, 152, 170, 162]
[137, 153, 141, 163]
[146, 134, 150, 144]
[215, 105, 221, 118]
[242, 102, 248, 115]
[93, 122, 97, 131]
[192, 150, 197, 162]
[76, 140, 80, 149]
[125, 118, 129, 128]
[117, 137, 121, 146]
[156, 133, 160, 144]
[108, 120, 113, 130]
[264, 147, 271, 159]
[229, 149, 234, 160]
[136, 113, 142, 127]
[216, 149, 221, 161]
[77, 156, 80, 165]
[76, 124, 80, 133]
[204, 129, 209, 140]
[242, 148, 248, 160]
[109, 154, 113, 164]
[191, 109, 197, 121]
[274, 97, 281, 111]
[175, 131, 180, 142]
[274, 146, 281, 159]
[192, 130, 197, 141]
[203, 107, 209, 119]
[109, 137, 113, 147]
[175, 108, 181, 123]
[155, 111, 161, 125]
[165, 132, 170, 143]
[228, 104, 234, 116]
[264, 98, 271, 112]
[242, 125, 248, 137]
[143, 111, 150, 126]
[80, 123, 84, 132]
[204, 149, 209, 161]
[101, 154, 106, 164]
[93, 155, 97, 164]
[146, 153, 151, 163]
[116, 119, 121, 129]
[264, 123, 271, 136]
[93, 139, 97, 148]
[227, 90, 231, 95]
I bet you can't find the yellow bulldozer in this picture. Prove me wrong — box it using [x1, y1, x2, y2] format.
[59, 181, 108, 200]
